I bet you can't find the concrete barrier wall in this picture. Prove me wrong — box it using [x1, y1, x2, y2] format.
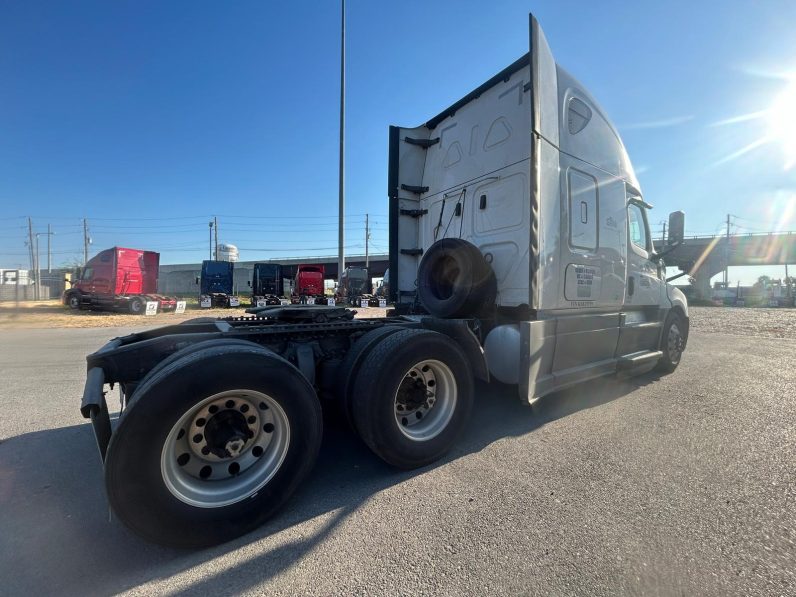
[158, 265, 255, 297]
[159, 269, 201, 296]
[0, 285, 51, 301]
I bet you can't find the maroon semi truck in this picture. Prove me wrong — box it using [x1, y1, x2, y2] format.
[64, 247, 177, 314]
[292, 264, 325, 303]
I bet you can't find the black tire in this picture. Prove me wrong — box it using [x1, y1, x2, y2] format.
[351, 328, 473, 469]
[656, 311, 687, 373]
[417, 238, 496, 318]
[122, 338, 264, 409]
[105, 343, 322, 548]
[335, 326, 403, 429]
[66, 292, 81, 310]
[129, 297, 145, 315]
[126, 339, 263, 404]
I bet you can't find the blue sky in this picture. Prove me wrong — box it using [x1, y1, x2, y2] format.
[1, 0, 795, 285]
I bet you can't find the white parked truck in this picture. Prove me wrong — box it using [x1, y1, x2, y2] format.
[80, 14, 688, 548]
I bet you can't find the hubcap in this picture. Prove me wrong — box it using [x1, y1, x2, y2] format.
[161, 390, 290, 508]
[394, 359, 457, 441]
[667, 323, 683, 364]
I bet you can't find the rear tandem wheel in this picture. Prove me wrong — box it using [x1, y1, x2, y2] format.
[104, 343, 323, 548]
[351, 328, 474, 469]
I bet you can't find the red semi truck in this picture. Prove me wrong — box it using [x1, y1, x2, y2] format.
[63, 247, 177, 314]
[293, 264, 325, 302]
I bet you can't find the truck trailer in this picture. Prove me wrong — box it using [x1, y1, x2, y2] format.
[80, 15, 689, 548]
[198, 260, 240, 308]
[63, 247, 176, 314]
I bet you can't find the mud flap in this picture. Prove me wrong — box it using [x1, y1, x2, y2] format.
[80, 367, 112, 462]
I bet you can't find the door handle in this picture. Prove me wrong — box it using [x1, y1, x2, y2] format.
[628, 276, 635, 296]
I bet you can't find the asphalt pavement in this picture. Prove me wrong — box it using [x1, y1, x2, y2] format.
[0, 324, 794, 596]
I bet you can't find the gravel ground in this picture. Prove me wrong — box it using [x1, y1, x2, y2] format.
[0, 299, 388, 328]
[689, 306, 796, 339]
[5, 302, 796, 338]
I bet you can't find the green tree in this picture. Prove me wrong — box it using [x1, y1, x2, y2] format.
[755, 275, 772, 289]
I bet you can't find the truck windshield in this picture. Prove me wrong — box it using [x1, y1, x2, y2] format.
[205, 263, 230, 275]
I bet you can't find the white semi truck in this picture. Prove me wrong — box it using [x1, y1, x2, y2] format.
[80, 14, 688, 548]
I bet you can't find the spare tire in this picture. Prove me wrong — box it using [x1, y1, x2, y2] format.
[417, 238, 496, 318]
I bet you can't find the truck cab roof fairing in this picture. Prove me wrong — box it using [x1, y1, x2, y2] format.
[555, 67, 639, 190]
[423, 54, 531, 131]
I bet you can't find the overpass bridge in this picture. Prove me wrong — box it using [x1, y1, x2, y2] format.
[653, 232, 796, 298]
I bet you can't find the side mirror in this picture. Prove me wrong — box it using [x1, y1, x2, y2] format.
[668, 211, 685, 245]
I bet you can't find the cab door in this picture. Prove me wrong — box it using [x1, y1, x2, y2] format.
[619, 190, 664, 354]
[91, 252, 114, 296]
[625, 196, 662, 307]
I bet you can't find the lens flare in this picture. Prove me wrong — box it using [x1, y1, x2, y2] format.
[766, 80, 796, 169]
[711, 75, 796, 169]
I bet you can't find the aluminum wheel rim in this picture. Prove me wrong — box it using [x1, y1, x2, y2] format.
[161, 389, 290, 508]
[667, 323, 683, 364]
[394, 359, 457, 441]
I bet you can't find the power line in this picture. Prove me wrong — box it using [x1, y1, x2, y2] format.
[2, 213, 387, 222]
[86, 224, 386, 232]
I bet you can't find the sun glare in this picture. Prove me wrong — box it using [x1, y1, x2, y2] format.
[766, 79, 796, 169]
[712, 74, 796, 169]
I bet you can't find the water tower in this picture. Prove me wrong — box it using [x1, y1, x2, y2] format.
[217, 243, 239, 262]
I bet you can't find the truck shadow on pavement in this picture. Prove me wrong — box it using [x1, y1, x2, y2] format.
[0, 371, 661, 596]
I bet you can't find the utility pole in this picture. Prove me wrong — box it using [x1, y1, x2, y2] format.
[661, 222, 667, 244]
[214, 216, 218, 260]
[34, 232, 41, 300]
[27, 217, 34, 272]
[724, 214, 731, 287]
[365, 213, 370, 268]
[83, 218, 90, 265]
[337, 0, 346, 282]
[47, 223, 52, 272]
[208, 220, 214, 260]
